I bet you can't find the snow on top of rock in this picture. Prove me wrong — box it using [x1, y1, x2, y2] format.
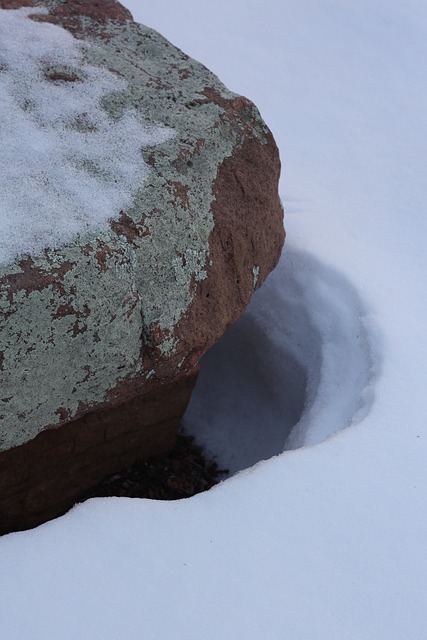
[0, 8, 173, 266]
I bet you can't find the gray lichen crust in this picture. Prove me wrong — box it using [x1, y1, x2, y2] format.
[0, 5, 278, 451]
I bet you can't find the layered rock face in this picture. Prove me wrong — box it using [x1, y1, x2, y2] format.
[0, 0, 284, 534]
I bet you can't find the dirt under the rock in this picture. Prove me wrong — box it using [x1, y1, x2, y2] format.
[84, 433, 228, 501]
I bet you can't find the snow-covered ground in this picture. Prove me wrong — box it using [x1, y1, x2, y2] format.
[1, 1, 427, 638]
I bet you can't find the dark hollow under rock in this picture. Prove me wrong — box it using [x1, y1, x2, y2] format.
[85, 432, 228, 502]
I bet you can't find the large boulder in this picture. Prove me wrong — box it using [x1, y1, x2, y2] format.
[0, 0, 284, 533]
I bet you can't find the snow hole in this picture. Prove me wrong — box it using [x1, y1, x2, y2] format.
[182, 247, 379, 475]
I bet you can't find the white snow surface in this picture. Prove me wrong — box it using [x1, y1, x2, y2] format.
[1, 1, 427, 638]
[0, 8, 172, 265]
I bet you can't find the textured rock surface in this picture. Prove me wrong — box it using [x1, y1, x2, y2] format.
[0, 0, 284, 532]
[0, 372, 197, 535]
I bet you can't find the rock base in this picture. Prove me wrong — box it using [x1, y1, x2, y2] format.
[0, 371, 197, 535]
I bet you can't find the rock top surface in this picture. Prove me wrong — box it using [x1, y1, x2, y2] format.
[0, 0, 284, 452]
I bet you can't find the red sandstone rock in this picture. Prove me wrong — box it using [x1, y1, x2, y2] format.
[0, 0, 284, 534]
